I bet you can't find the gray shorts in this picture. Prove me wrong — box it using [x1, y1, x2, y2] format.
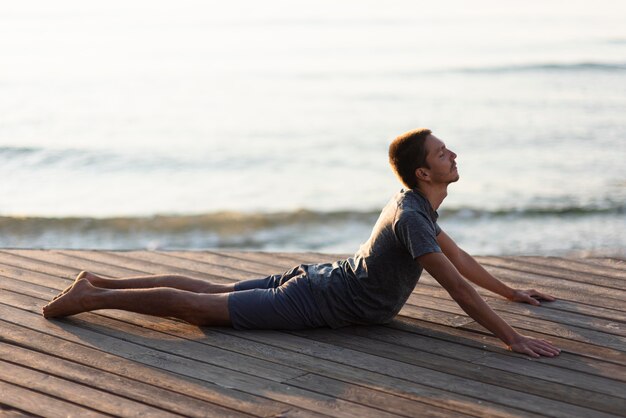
[228, 265, 328, 330]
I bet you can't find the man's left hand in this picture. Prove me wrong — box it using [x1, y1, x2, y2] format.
[508, 289, 556, 306]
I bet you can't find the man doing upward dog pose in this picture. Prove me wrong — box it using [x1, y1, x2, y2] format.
[43, 128, 560, 358]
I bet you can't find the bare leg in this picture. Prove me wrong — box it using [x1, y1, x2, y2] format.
[43, 278, 231, 326]
[53, 271, 235, 301]
[83, 271, 235, 293]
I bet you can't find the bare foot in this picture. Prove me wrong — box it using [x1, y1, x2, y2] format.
[43, 278, 98, 318]
[51, 271, 102, 302]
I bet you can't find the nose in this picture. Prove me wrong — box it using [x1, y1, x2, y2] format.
[450, 150, 457, 160]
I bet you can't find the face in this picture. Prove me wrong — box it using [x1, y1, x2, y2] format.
[420, 134, 459, 185]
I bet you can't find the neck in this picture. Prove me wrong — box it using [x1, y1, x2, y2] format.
[415, 183, 448, 211]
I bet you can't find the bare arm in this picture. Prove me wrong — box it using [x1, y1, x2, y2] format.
[417, 251, 560, 358]
[437, 230, 556, 305]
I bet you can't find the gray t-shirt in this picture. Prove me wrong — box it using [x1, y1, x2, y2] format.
[306, 189, 442, 328]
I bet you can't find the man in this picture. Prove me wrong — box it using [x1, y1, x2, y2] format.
[43, 128, 560, 358]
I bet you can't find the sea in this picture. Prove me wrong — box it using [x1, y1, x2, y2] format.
[1, 0, 625, 256]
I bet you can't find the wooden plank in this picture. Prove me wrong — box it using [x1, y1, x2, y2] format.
[431, 265, 626, 311]
[0, 250, 85, 278]
[285, 373, 473, 418]
[149, 250, 626, 354]
[287, 328, 626, 416]
[339, 324, 626, 396]
[212, 250, 306, 268]
[0, 321, 308, 418]
[478, 256, 626, 289]
[220, 329, 614, 418]
[168, 252, 626, 320]
[0, 360, 181, 417]
[172, 250, 325, 275]
[211, 250, 329, 268]
[48, 250, 624, 370]
[415, 273, 626, 314]
[0, 274, 532, 418]
[15, 251, 624, 372]
[58, 249, 256, 283]
[0, 249, 222, 282]
[404, 292, 626, 338]
[0, 273, 61, 301]
[0, 250, 620, 413]
[390, 316, 626, 368]
[410, 280, 626, 323]
[0, 279, 532, 418]
[510, 256, 626, 281]
[584, 257, 626, 270]
[0, 344, 252, 418]
[0, 407, 33, 418]
[94, 250, 259, 281]
[343, 323, 626, 383]
[458, 313, 626, 353]
[0, 379, 108, 418]
[51, 253, 626, 333]
[162, 252, 626, 344]
[0, 306, 406, 418]
[1, 289, 304, 383]
[50, 250, 581, 341]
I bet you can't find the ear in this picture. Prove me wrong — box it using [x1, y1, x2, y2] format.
[415, 167, 429, 181]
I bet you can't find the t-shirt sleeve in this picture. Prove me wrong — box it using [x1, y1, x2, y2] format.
[394, 210, 442, 259]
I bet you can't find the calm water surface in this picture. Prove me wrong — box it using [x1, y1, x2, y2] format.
[1, 1, 625, 255]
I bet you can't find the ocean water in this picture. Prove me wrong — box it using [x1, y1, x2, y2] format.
[1, 0, 625, 256]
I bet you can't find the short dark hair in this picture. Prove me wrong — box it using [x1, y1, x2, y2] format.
[388, 128, 432, 189]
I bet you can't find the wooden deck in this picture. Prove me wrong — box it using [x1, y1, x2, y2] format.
[0, 249, 625, 417]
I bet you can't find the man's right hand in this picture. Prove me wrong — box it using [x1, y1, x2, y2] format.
[507, 334, 561, 358]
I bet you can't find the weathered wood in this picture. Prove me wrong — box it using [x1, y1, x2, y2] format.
[287, 328, 626, 416]
[0, 306, 405, 418]
[1, 279, 533, 418]
[409, 281, 626, 323]
[0, 379, 108, 418]
[286, 373, 474, 418]
[0, 269, 531, 418]
[0, 360, 182, 417]
[389, 316, 626, 367]
[343, 323, 626, 383]
[3, 291, 305, 384]
[459, 314, 626, 353]
[2, 249, 625, 418]
[404, 292, 626, 338]
[458, 264, 626, 310]
[508, 256, 626, 281]
[584, 257, 626, 270]
[338, 325, 626, 397]
[54, 250, 626, 371]
[20, 249, 626, 369]
[0, 320, 308, 418]
[479, 256, 626, 288]
[0, 344, 253, 418]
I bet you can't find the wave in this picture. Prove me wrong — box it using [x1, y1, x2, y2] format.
[1, 204, 623, 235]
[290, 61, 626, 80]
[454, 61, 626, 74]
[0, 210, 379, 236]
[0, 145, 191, 172]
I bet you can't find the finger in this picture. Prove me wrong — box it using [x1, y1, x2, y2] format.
[535, 346, 559, 357]
[511, 344, 540, 358]
[533, 341, 561, 356]
[540, 341, 561, 355]
[524, 348, 541, 358]
[524, 295, 541, 306]
[529, 289, 556, 302]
